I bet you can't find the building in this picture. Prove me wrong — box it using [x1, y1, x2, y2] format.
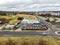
[21, 19, 39, 24]
[21, 23, 48, 30]
[5, 25, 14, 28]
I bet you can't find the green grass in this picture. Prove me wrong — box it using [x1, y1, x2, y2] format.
[0, 36, 60, 45]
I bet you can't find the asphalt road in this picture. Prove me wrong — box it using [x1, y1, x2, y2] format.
[36, 15, 60, 39]
[0, 31, 45, 36]
[0, 15, 60, 39]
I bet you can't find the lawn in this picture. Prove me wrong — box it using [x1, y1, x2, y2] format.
[0, 36, 60, 45]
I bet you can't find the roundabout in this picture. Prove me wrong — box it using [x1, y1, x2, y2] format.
[55, 31, 60, 35]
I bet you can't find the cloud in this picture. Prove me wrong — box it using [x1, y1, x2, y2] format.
[0, 0, 60, 11]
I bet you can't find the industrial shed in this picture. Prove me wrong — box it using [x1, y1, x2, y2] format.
[21, 23, 48, 30]
[21, 19, 39, 24]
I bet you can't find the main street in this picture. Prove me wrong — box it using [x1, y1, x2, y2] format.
[0, 31, 45, 36]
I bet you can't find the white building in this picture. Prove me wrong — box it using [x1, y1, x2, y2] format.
[5, 25, 14, 28]
[21, 19, 39, 24]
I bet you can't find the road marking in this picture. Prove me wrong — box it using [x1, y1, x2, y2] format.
[3, 35, 13, 36]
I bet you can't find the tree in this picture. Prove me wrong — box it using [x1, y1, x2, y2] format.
[18, 17, 24, 20]
[45, 18, 50, 22]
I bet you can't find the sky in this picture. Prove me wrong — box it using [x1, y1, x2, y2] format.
[0, 0, 60, 11]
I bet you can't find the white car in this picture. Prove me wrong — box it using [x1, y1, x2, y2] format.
[42, 32, 48, 36]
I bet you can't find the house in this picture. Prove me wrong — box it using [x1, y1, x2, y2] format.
[0, 24, 5, 29]
[0, 18, 9, 24]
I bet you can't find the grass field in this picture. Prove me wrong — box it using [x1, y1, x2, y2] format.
[22, 30, 47, 32]
[0, 36, 60, 45]
[0, 14, 37, 25]
[16, 14, 37, 20]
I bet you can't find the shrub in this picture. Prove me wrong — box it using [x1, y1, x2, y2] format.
[6, 28, 11, 30]
[22, 41, 29, 45]
[5, 39, 16, 45]
[2, 27, 6, 30]
[2, 27, 12, 30]
[38, 39, 47, 45]
[18, 17, 24, 20]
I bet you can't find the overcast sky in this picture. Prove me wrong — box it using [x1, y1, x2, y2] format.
[0, 0, 60, 11]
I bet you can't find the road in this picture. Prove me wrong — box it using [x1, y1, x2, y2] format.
[0, 31, 45, 36]
[0, 15, 60, 39]
[36, 15, 60, 39]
